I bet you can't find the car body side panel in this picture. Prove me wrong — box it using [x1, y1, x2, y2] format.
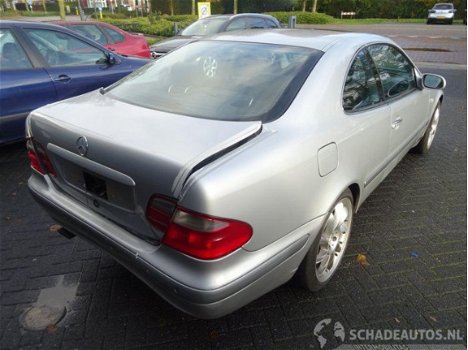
[0, 68, 56, 144]
[45, 63, 135, 101]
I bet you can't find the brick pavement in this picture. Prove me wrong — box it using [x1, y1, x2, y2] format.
[0, 67, 466, 349]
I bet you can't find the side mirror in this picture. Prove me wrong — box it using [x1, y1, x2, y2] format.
[106, 53, 118, 65]
[423, 73, 446, 89]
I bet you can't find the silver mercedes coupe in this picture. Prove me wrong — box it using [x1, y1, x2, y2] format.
[27, 29, 445, 319]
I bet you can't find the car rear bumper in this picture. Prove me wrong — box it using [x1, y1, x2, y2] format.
[428, 13, 455, 21]
[28, 172, 323, 319]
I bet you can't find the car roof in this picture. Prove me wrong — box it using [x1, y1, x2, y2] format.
[0, 20, 66, 28]
[207, 29, 390, 52]
[53, 21, 103, 25]
[203, 13, 277, 20]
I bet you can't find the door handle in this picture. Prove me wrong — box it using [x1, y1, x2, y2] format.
[53, 75, 71, 83]
[392, 117, 403, 129]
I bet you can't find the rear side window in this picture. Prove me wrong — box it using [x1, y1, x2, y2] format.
[343, 49, 381, 111]
[0, 29, 32, 70]
[67, 24, 107, 44]
[245, 17, 269, 29]
[367, 44, 416, 99]
[225, 18, 247, 31]
[100, 25, 125, 44]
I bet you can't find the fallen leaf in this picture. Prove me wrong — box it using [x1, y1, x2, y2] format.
[209, 330, 219, 340]
[49, 224, 62, 233]
[430, 316, 438, 322]
[356, 254, 370, 267]
[46, 324, 58, 333]
[395, 317, 400, 323]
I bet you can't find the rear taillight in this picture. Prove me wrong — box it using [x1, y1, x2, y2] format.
[26, 138, 56, 176]
[146, 195, 253, 260]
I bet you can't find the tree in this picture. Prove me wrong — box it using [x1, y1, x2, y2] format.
[312, 0, 317, 12]
[233, 0, 238, 14]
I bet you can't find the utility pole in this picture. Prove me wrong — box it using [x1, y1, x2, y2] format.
[192, 0, 195, 15]
[233, 0, 237, 14]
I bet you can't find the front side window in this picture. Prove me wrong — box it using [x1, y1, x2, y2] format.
[367, 44, 416, 99]
[0, 29, 32, 70]
[25, 29, 107, 67]
[343, 49, 381, 111]
[106, 41, 322, 122]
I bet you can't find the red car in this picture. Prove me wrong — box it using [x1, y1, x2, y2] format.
[56, 21, 151, 58]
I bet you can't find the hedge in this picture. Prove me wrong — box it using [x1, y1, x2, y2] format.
[266, 11, 334, 24]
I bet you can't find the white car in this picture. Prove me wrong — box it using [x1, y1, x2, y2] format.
[427, 3, 456, 24]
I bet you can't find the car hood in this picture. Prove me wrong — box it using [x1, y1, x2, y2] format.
[149, 36, 200, 53]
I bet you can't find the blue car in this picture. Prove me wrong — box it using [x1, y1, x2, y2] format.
[0, 20, 149, 145]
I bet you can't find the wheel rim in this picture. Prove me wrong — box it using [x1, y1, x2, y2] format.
[315, 197, 353, 283]
[426, 107, 440, 149]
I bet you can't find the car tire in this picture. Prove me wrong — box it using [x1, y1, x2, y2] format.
[448, 19, 453, 25]
[413, 103, 440, 154]
[296, 189, 354, 291]
[426, 19, 432, 24]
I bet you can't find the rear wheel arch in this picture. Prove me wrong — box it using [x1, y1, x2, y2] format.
[348, 183, 360, 212]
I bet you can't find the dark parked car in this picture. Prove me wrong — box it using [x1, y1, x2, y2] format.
[0, 20, 149, 145]
[55, 21, 151, 58]
[150, 13, 280, 58]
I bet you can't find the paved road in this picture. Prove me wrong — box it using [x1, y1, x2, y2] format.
[302, 23, 467, 66]
[0, 29, 466, 350]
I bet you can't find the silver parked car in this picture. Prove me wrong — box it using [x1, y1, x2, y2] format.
[149, 13, 280, 58]
[27, 30, 445, 319]
[427, 3, 456, 24]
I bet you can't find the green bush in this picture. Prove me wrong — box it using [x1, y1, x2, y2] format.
[266, 11, 334, 24]
[19, 11, 60, 17]
[101, 18, 175, 36]
[163, 14, 197, 22]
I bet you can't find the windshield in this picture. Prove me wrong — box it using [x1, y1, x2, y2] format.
[106, 41, 322, 122]
[181, 18, 228, 36]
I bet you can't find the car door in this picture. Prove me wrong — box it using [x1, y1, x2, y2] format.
[0, 27, 57, 144]
[367, 44, 428, 164]
[22, 28, 128, 101]
[342, 48, 391, 195]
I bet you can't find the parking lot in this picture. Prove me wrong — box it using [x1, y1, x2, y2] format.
[0, 24, 466, 349]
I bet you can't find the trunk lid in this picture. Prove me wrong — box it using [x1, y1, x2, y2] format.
[30, 90, 261, 242]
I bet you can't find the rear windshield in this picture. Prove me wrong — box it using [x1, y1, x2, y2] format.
[106, 41, 322, 122]
[433, 4, 453, 9]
